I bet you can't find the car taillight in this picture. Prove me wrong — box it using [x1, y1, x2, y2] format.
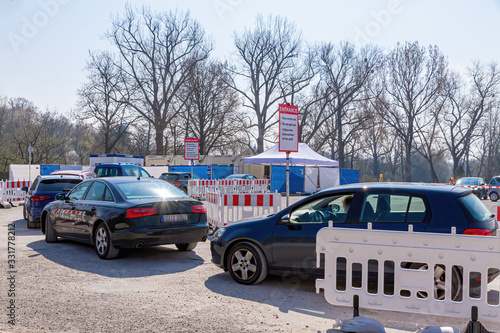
[191, 205, 206, 214]
[32, 195, 50, 201]
[175, 180, 181, 186]
[126, 208, 157, 219]
[462, 228, 492, 236]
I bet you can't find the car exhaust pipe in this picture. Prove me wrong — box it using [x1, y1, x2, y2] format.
[135, 241, 144, 249]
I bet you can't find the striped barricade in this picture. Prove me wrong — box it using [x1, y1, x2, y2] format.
[188, 179, 217, 198]
[316, 223, 500, 326]
[0, 180, 31, 204]
[188, 179, 270, 197]
[206, 192, 282, 229]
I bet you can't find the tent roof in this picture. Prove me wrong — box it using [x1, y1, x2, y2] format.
[242, 143, 339, 166]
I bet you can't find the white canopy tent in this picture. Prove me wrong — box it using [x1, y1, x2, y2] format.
[243, 143, 340, 196]
[242, 143, 339, 167]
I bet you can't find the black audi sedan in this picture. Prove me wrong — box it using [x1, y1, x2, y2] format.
[41, 177, 208, 259]
[211, 183, 499, 298]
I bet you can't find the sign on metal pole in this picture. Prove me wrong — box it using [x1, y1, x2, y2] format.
[278, 104, 299, 153]
[278, 104, 299, 207]
[184, 138, 200, 160]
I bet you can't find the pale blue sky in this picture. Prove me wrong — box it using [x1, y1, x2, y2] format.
[1, 0, 499, 114]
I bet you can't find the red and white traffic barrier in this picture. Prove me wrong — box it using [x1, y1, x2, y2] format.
[188, 179, 270, 198]
[0, 180, 31, 204]
[206, 191, 281, 229]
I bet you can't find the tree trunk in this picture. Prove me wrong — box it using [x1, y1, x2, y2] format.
[155, 126, 164, 155]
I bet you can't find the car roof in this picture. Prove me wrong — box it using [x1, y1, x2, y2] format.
[323, 182, 470, 196]
[50, 170, 94, 175]
[95, 163, 142, 167]
[228, 174, 252, 177]
[93, 176, 161, 184]
[161, 172, 192, 175]
[38, 175, 83, 180]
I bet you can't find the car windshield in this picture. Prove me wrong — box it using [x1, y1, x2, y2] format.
[38, 179, 82, 191]
[456, 193, 492, 222]
[456, 178, 479, 185]
[115, 181, 185, 199]
[159, 174, 179, 181]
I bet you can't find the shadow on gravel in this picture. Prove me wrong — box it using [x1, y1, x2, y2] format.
[27, 239, 205, 278]
[205, 272, 349, 321]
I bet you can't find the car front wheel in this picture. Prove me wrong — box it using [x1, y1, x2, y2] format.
[411, 263, 462, 301]
[491, 192, 499, 202]
[94, 223, 120, 259]
[227, 242, 268, 285]
[175, 242, 197, 251]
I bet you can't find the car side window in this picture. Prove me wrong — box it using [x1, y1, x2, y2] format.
[84, 182, 107, 201]
[139, 168, 150, 178]
[289, 193, 354, 224]
[360, 193, 426, 223]
[68, 182, 92, 201]
[103, 187, 114, 202]
[123, 167, 139, 177]
[30, 176, 40, 191]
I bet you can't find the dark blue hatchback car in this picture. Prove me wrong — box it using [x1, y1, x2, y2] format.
[211, 183, 499, 299]
[23, 175, 82, 228]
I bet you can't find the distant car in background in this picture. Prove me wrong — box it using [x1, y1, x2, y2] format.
[50, 170, 97, 180]
[22, 175, 82, 229]
[226, 174, 257, 180]
[455, 177, 487, 199]
[488, 175, 500, 201]
[159, 172, 200, 193]
[94, 163, 151, 178]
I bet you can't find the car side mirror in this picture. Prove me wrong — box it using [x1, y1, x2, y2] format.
[55, 193, 67, 201]
[281, 214, 290, 224]
[21, 186, 28, 192]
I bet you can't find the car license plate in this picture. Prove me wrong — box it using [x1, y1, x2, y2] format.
[161, 214, 188, 223]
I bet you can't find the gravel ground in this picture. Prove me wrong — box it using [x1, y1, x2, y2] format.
[0, 198, 498, 333]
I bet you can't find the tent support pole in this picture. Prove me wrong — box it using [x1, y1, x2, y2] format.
[286, 152, 289, 206]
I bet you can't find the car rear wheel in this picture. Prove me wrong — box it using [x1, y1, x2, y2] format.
[227, 242, 268, 285]
[23, 204, 28, 220]
[45, 214, 58, 243]
[411, 263, 462, 301]
[94, 223, 120, 259]
[175, 242, 197, 251]
[490, 192, 499, 202]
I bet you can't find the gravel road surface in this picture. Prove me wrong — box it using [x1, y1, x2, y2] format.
[0, 198, 498, 332]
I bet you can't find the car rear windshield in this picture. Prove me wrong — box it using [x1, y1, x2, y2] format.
[159, 174, 179, 182]
[38, 179, 82, 192]
[456, 178, 479, 185]
[115, 181, 185, 199]
[456, 193, 492, 222]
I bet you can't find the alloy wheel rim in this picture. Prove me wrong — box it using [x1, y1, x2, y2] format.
[96, 227, 108, 255]
[231, 249, 257, 281]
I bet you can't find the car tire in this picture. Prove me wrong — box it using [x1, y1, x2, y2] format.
[227, 242, 268, 285]
[410, 263, 462, 301]
[490, 192, 499, 202]
[94, 223, 120, 259]
[23, 204, 28, 220]
[45, 214, 58, 243]
[175, 242, 197, 251]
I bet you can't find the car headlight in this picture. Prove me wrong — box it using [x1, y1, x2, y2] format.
[212, 227, 226, 241]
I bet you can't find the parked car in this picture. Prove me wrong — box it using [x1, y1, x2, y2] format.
[159, 172, 200, 193]
[94, 163, 152, 178]
[210, 183, 498, 300]
[455, 177, 488, 199]
[226, 174, 258, 180]
[488, 175, 500, 201]
[41, 177, 208, 259]
[22, 175, 83, 229]
[50, 170, 97, 180]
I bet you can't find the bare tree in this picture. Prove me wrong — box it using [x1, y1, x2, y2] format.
[227, 14, 303, 153]
[75, 51, 136, 153]
[181, 60, 241, 156]
[316, 42, 381, 166]
[108, 5, 212, 154]
[380, 42, 447, 181]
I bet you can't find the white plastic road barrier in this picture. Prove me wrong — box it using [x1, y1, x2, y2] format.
[188, 179, 217, 198]
[0, 180, 30, 203]
[316, 224, 500, 323]
[489, 205, 500, 227]
[206, 192, 281, 229]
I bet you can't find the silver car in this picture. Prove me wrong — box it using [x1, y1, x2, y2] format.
[488, 176, 500, 201]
